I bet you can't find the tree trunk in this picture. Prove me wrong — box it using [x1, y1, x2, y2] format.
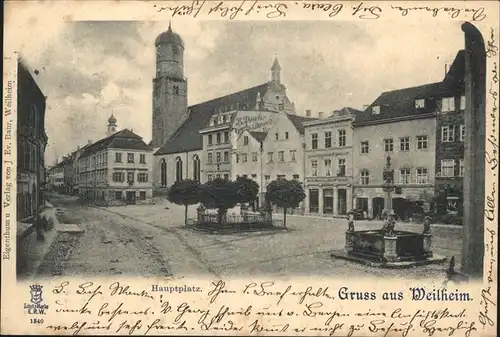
[283, 207, 287, 229]
[184, 204, 188, 225]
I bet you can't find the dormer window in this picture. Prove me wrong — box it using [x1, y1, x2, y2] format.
[415, 99, 425, 109]
[210, 118, 215, 126]
[372, 106, 380, 115]
[218, 115, 224, 124]
[441, 97, 455, 112]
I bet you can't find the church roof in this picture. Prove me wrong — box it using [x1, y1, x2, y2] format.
[80, 129, 152, 158]
[154, 82, 271, 156]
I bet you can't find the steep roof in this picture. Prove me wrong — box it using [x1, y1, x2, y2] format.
[442, 50, 465, 91]
[248, 131, 268, 142]
[353, 82, 441, 126]
[80, 129, 152, 158]
[155, 82, 270, 156]
[286, 113, 318, 134]
[354, 49, 465, 127]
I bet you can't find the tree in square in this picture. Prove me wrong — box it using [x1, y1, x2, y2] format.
[265, 178, 306, 228]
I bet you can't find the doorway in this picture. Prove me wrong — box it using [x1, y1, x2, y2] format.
[337, 189, 347, 215]
[323, 189, 333, 214]
[309, 189, 319, 213]
[126, 191, 136, 205]
[372, 197, 385, 220]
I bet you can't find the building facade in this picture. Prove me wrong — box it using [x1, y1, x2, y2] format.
[47, 164, 64, 193]
[303, 108, 357, 216]
[352, 84, 438, 220]
[434, 51, 466, 215]
[17, 60, 48, 221]
[231, 111, 315, 209]
[78, 129, 154, 206]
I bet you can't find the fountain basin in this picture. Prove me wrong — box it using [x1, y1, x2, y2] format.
[331, 229, 447, 268]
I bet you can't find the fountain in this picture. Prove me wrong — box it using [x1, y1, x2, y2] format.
[331, 156, 447, 268]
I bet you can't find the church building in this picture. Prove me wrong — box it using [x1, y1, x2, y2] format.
[152, 24, 300, 190]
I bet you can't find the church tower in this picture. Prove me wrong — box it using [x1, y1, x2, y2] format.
[151, 22, 188, 148]
[106, 114, 118, 136]
[271, 57, 281, 84]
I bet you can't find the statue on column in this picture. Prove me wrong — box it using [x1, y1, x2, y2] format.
[422, 215, 432, 234]
[382, 210, 396, 237]
[347, 211, 355, 232]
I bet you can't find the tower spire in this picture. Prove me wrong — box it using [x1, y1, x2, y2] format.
[107, 113, 118, 136]
[271, 55, 281, 83]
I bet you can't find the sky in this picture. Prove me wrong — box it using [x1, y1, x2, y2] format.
[17, 20, 465, 165]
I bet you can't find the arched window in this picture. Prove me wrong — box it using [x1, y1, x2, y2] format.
[160, 158, 167, 187]
[175, 157, 183, 182]
[192, 155, 200, 181]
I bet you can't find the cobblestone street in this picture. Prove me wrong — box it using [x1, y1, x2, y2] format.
[37, 194, 462, 281]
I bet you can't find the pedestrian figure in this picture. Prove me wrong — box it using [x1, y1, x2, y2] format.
[34, 208, 48, 241]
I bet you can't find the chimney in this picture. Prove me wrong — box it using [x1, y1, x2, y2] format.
[88, 140, 92, 145]
[318, 111, 324, 119]
[445, 63, 448, 76]
[306, 109, 312, 117]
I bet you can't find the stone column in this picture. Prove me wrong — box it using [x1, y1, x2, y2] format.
[461, 22, 485, 278]
[333, 186, 338, 215]
[383, 236, 398, 262]
[347, 186, 353, 212]
[423, 234, 433, 257]
[318, 187, 324, 215]
[304, 187, 310, 214]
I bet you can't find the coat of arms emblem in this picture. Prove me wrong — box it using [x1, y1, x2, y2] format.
[29, 285, 43, 304]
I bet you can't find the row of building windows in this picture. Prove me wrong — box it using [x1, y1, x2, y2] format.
[264, 174, 300, 185]
[79, 169, 108, 184]
[115, 153, 147, 164]
[266, 150, 297, 163]
[310, 158, 346, 177]
[111, 171, 149, 183]
[310, 129, 347, 150]
[207, 131, 230, 145]
[361, 135, 429, 154]
[358, 168, 430, 185]
[80, 153, 147, 172]
[112, 190, 147, 201]
[206, 150, 299, 164]
[205, 173, 301, 184]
